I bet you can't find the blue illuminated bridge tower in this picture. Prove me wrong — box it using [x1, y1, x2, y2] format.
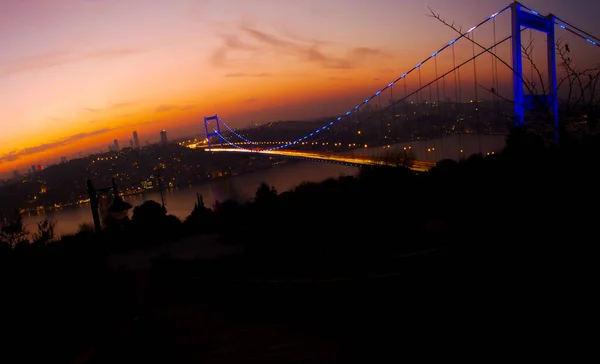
[198, 1, 598, 163]
[510, 1, 559, 143]
[204, 114, 223, 149]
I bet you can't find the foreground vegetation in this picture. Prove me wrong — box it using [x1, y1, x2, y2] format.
[1, 127, 599, 361]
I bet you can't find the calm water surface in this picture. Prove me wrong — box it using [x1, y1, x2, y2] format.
[22, 134, 508, 237]
[22, 161, 359, 237]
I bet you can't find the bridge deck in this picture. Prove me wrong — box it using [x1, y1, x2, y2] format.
[204, 147, 436, 172]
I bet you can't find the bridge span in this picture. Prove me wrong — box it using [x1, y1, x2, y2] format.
[203, 147, 436, 172]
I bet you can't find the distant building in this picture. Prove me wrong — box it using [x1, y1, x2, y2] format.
[12, 170, 20, 181]
[133, 131, 140, 148]
[37, 164, 42, 172]
[129, 139, 134, 148]
[113, 139, 119, 151]
[160, 130, 168, 146]
[60, 156, 68, 163]
[31, 165, 36, 174]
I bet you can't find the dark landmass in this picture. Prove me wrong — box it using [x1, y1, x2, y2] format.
[1, 127, 597, 363]
[0, 144, 287, 216]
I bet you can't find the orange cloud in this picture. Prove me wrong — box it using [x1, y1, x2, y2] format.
[211, 26, 390, 70]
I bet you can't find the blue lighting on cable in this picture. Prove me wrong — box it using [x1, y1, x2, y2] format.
[218, 117, 255, 145]
[555, 18, 600, 48]
[210, 6, 511, 153]
[213, 129, 245, 150]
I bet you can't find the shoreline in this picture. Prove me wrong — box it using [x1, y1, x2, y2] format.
[20, 158, 302, 218]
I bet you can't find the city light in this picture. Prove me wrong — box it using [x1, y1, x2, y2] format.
[201, 6, 513, 155]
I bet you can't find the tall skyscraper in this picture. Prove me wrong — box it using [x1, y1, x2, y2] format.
[113, 139, 119, 151]
[160, 130, 168, 146]
[133, 131, 140, 148]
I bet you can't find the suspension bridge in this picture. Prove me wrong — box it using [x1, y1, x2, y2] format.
[195, 2, 599, 171]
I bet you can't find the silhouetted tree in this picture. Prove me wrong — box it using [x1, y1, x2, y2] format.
[102, 213, 131, 240]
[0, 211, 29, 248]
[77, 223, 95, 235]
[127, 199, 184, 244]
[31, 218, 56, 246]
[184, 193, 216, 234]
[557, 40, 600, 133]
[429, 8, 600, 145]
[255, 182, 278, 205]
[213, 199, 244, 243]
[132, 200, 167, 225]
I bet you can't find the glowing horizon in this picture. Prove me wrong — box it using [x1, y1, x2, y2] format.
[1, 0, 599, 176]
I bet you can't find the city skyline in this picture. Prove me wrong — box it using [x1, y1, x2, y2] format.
[1, 0, 599, 176]
[6, 128, 182, 178]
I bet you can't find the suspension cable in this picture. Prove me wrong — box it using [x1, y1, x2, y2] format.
[493, 16, 500, 116]
[435, 55, 443, 159]
[472, 33, 481, 155]
[529, 28, 534, 91]
[220, 35, 513, 155]
[390, 84, 396, 142]
[378, 93, 384, 145]
[217, 7, 512, 153]
[555, 22, 600, 47]
[357, 102, 362, 151]
[442, 73, 447, 118]
[453, 43, 464, 155]
[553, 16, 600, 43]
[404, 76, 411, 148]
[418, 66, 424, 144]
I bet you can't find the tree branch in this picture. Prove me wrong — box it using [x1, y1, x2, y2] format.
[427, 9, 538, 101]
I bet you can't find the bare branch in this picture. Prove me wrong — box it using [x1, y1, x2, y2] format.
[521, 41, 547, 95]
[478, 84, 518, 107]
[428, 8, 537, 99]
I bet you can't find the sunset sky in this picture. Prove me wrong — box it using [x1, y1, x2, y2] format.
[1, 0, 599, 176]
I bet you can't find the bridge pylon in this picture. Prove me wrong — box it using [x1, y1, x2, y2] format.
[203, 114, 223, 149]
[511, 2, 559, 143]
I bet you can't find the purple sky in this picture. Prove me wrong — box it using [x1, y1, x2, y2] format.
[0, 0, 598, 176]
